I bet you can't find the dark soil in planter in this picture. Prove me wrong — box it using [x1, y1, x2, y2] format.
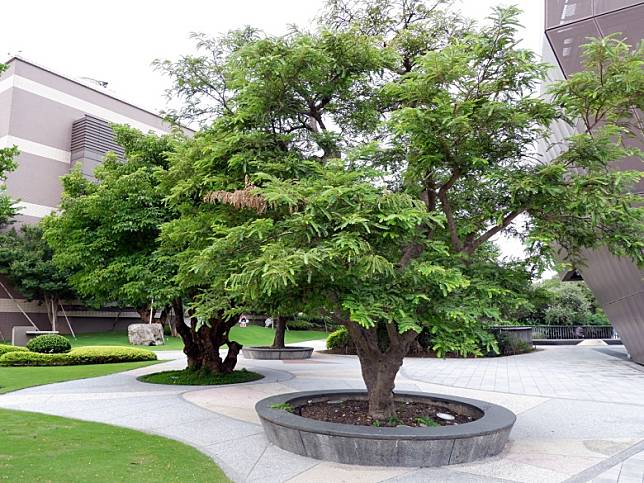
[296, 399, 478, 427]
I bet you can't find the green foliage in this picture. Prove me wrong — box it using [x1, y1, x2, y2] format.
[0, 346, 157, 366]
[415, 416, 440, 427]
[0, 225, 74, 328]
[154, 4, 641, 380]
[326, 327, 354, 351]
[43, 126, 181, 313]
[513, 278, 610, 326]
[269, 403, 295, 412]
[139, 368, 263, 385]
[34, 2, 640, 417]
[429, 319, 498, 358]
[26, 334, 71, 354]
[0, 345, 29, 356]
[287, 320, 315, 331]
[494, 333, 534, 356]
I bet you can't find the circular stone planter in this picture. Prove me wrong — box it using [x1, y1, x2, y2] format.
[242, 346, 314, 360]
[256, 390, 516, 467]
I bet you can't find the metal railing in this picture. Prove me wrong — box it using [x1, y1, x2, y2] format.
[531, 325, 618, 340]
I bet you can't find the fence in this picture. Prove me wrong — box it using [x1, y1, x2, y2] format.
[531, 325, 618, 340]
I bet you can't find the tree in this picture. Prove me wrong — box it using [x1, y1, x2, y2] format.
[43, 126, 182, 328]
[0, 225, 75, 330]
[44, 126, 247, 373]
[158, 1, 642, 419]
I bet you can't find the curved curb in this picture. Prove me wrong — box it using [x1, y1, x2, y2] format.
[242, 346, 314, 360]
[256, 390, 516, 466]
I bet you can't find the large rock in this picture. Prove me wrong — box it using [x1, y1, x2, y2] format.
[128, 323, 165, 346]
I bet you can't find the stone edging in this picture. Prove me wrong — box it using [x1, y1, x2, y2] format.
[256, 390, 516, 466]
[242, 346, 314, 360]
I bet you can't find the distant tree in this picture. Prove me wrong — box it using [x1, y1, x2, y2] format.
[526, 278, 609, 326]
[43, 126, 181, 329]
[0, 225, 74, 330]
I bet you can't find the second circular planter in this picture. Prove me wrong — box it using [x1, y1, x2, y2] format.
[242, 346, 314, 360]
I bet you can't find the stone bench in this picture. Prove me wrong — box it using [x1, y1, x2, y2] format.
[11, 327, 60, 347]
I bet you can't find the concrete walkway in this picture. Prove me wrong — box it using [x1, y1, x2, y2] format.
[1, 343, 643, 482]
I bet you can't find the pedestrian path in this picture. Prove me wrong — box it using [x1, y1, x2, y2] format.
[1, 345, 642, 482]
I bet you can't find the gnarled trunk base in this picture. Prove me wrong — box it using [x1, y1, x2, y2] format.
[172, 299, 241, 374]
[341, 319, 418, 420]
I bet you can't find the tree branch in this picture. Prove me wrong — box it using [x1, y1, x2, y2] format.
[464, 209, 524, 255]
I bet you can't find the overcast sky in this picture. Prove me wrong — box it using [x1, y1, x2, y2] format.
[2, 0, 544, 115]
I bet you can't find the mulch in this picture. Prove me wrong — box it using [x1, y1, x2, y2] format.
[296, 399, 477, 427]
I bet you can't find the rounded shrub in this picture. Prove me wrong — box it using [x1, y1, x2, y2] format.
[326, 327, 355, 353]
[0, 344, 29, 356]
[27, 334, 71, 354]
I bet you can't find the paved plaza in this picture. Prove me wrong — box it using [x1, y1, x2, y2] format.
[1, 343, 643, 482]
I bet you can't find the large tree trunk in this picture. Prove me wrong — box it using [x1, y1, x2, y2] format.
[357, 350, 404, 419]
[171, 298, 241, 374]
[342, 319, 418, 420]
[271, 316, 286, 349]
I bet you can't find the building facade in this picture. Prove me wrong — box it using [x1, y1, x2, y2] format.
[543, 0, 644, 363]
[0, 57, 173, 338]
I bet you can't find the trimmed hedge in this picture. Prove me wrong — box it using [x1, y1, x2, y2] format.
[0, 346, 157, 366]
[27, 334, 71, 354]
[0, 345, 29, 356]
[287, 320, 315, 331]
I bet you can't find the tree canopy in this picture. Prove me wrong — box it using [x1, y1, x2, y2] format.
[154, 1, 642, 418]
[45, 0, 643, 420]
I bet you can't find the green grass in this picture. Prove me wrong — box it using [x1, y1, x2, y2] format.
[139, 368, 263, 386]
[0, 360, 159, 394]
[0, 408, 230, 482]
[68, 325, 326, 351]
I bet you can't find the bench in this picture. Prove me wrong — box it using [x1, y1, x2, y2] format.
[11, 326, 60, 347]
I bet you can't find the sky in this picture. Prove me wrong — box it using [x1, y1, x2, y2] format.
[1, 0, 547, 269]
[1, 0, 544, 115]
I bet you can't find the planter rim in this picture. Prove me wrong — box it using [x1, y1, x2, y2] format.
[256, 390, 516, 441]
[244, 346, 314, 352]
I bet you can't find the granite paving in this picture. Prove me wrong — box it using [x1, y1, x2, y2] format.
[1, 341, 642, 482]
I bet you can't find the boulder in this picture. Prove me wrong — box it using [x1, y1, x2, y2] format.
[128, 323, 165, 346]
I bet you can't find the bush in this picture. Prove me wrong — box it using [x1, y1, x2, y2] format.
[287, 320, 315, 331]
[494, 333, 534, 356]
[326, 327, 355, 353]
[0, 344, 29, 356]
[0, 346, 157, 366]
[26, 334, 71, 354]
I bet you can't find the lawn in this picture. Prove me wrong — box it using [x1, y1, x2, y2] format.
[0, 408, 229, 482]
[0, 360, 159, 394]
[68, 325, 327, 351]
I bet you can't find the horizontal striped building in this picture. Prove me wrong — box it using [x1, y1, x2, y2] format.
[0, 56, 174, 338]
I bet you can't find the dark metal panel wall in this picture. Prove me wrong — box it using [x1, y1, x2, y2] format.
[543, 0, 644, 363]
